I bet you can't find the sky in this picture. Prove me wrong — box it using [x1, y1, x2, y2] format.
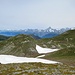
[0, 0, 75, 30]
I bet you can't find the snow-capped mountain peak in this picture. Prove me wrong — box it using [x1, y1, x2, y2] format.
[45, 27, 55, 32]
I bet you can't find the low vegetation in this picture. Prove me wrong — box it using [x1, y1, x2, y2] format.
[0, 63, 75, 75]
[43, 47, 75, 66]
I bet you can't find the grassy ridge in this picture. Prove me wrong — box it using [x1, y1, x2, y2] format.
[37, 30, 75, 48]
[38, 30, 75, 66]
[0, 34, 38, 57]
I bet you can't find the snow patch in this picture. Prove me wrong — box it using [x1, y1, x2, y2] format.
[36, 45, 59, 54]
[36, 55, 45, 58]
[0, 55, 59, 64]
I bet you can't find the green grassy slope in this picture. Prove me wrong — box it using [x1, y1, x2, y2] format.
[38, 29, 75, 48]
[43, 47, 75, 66]
[0, 34, 38, 57]
[38, 30, 75, 66]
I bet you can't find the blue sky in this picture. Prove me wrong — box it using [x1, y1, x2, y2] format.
[0, 0, 75, 30]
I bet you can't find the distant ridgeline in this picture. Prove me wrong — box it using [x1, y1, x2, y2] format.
[0, 27, 71, 38]
[0, 35, 9, 41]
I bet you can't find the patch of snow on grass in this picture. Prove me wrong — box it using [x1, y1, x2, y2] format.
[36, 55, 45, 58]
[36, 45, 59, 54]
[0, 55, 59, 64]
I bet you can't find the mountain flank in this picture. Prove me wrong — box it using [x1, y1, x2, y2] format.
[38, 29, 75, 49]
[0, 34, 38, 57]
[38, 29, 75, 66]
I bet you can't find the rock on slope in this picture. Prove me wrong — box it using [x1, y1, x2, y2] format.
[0, 34, 38, 57]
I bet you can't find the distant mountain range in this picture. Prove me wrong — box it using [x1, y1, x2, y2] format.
[0, 27, 71, 38]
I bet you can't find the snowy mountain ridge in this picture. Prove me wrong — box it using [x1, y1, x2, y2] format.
[0, 27, 71, 38]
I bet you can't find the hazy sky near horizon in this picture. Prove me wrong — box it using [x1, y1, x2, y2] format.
[0, 0, 75, 30]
